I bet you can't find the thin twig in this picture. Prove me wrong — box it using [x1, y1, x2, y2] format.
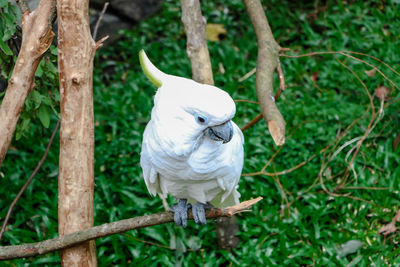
[280, 51, 399, 90]
[0, 197, 262, 260]
[241, 113, 263, 131]
[92, 2, 109, 41]
[333, 55, 377, 186]
[0, 119, 60, 241]
[341, 50, 400, 77]
[276, 59, 285, 96]
[339, 186, 391, 191]
[238, 68, 256, 82]
[241, 88, 285, 132]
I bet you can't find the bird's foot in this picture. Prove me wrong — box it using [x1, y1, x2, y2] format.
[170, 199, 191, 227]
[193, 202, 213, 225]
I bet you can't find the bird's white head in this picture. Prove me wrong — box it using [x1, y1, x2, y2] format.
[140, 50, 236, 155]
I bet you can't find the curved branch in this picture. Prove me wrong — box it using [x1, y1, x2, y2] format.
[0, 197, 262, 260]
[243, 0, 286, 145]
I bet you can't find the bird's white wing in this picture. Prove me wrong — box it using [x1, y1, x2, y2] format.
[140, 121, 159, 197]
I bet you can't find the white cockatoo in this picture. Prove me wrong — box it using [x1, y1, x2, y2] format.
[139, 50, 244, 227]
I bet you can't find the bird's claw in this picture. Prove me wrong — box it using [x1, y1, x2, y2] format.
[193, 202, 213, 225]
[170, 199, 191, 227]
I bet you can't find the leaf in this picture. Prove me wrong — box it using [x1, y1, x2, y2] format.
[364, 68, 377, 77]
[50, 46, 58, 56]
[0, 39, 12, 55]
[31, 90, 42, 108]
[393, 132, 400, 151]
[144, 227, 167, 244]
[38, 105, 50, 128]
[336, 240, 363, 258]
[375, 86, 389, 100]
[16, 117, 31, 140]
[35, 60, 44, 77]
[206, 23, 227, 42]
[0, 0, 7, 8]
[186, 236, 202, 250]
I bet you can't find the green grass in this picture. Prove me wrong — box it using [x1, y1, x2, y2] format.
[1, 0, 400, 265]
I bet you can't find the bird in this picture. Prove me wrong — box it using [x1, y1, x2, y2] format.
[139, 50, 244, 227]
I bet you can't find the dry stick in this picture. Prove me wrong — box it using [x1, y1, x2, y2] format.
[92, 2, 110, 41]
[241, 67, 285, 132]
[0, 120, 60, 241]
[308, 107, 372, 197]
[243, 0, 285, 145]
[342, 50, 400, 76]
[0, 197, 262, 260]
[241, 83, 284, 132]
[333, 55, 377, 187]
[281, 51, 400, 90]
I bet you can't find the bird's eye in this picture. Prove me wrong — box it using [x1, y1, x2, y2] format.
[195, 114, 208, 125]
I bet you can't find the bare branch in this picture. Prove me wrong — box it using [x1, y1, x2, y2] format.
[180, 0, 214, 85]
[0, 0, 56, 168]
[92, 2, 110, 41]
[241, 80, 285, 132]
[0, 120, 60, 241]
[243, 0, 286, 145]
[0, 198, 262, 260]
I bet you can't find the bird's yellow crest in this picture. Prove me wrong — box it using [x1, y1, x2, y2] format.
[139, 50, 164, 88]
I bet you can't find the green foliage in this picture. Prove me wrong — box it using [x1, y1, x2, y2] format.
[0, 0, 20, 77]
[1, 0, 400, 266]
[0, 0, 19, 56]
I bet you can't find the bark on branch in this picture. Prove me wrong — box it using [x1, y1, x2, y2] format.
[0, 0, 55, 168]
[57, 0, 105, 265]
[180, 0, 214, 85]
[243, 0, 286, 145]
[0, 198, 262, 260]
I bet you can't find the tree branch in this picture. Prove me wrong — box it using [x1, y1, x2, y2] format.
[0, 197, 262, 260]
[180, 0, 214, 85]
[92, 2, 110, 41]
[0, 120, 60, 241]
[57, 0, 97, 264]
[243, 0, 286, 145]
[0, 0, 55, 168]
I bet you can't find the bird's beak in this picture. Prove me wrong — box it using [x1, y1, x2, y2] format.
[205, 121, 233, 144]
